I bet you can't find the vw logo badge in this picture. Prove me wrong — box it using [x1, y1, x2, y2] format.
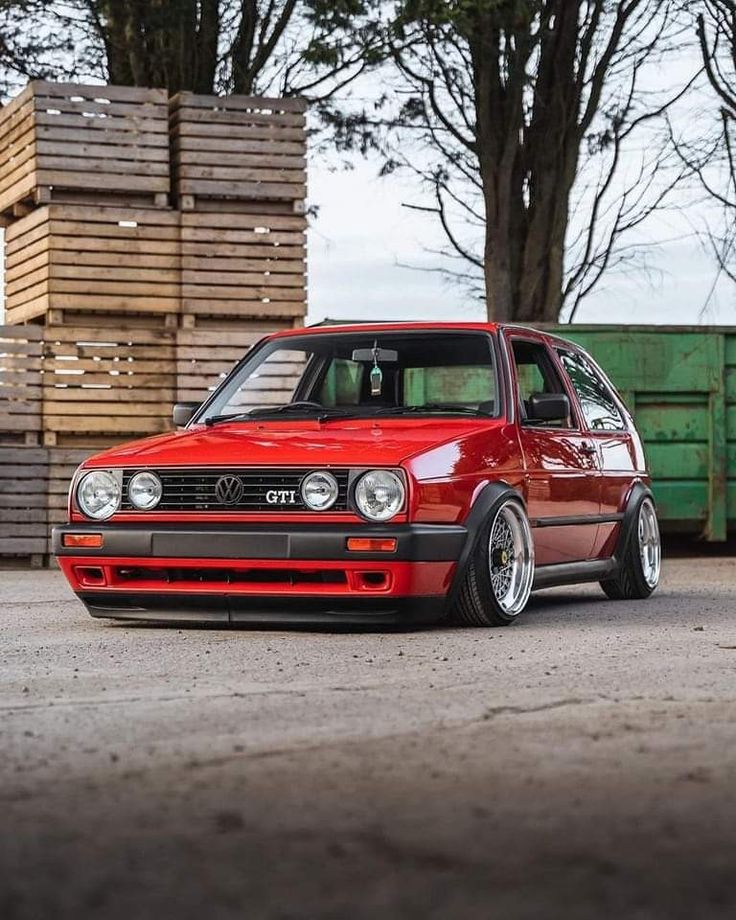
[215, 474, 244, 505]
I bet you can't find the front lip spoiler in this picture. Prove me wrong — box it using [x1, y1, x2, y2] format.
[52, 522, 467, 562]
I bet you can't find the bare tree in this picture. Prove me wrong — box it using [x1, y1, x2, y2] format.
[0, 1, 383, 99]
[364, 0, 693, 322]
[671, 1, 736, 285]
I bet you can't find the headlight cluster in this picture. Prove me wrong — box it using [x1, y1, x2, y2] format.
[354, 470, 405, 521]
[300, 469, 405, 520]
[76, 470, 122, 521]
[76, 469, 162, 520]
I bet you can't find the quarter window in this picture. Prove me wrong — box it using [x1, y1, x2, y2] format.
[558, 350, 625, 431]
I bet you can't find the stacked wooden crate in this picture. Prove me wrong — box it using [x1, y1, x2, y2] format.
[0, 82, 308, 563]
[170, 93, 307, 327]
[4, 206, 181, 325]
[0, 82, 169, 216]
[0, 327, 47, 564]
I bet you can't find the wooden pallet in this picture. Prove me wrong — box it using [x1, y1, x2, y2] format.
[0, 446, 48, 564]
[170, 93, 306, 207]
[180, 210, 307, 320]
[41, 324, 177, 444]
[4, 205, 181, 324]
[0, 325, 43, 445]
[0, 82, 170, 218]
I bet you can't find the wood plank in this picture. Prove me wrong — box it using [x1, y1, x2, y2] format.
[35, 169, 169, 192]
[176, 150, 306, 168]
[182, 270, 304, 287]
[171, 92, 306, 113]
[180, 256, 303, 273]
[173, 136, 305, 155]
[177, 179, 306, 199]
[181, 283, 304, 301]
[178, 164, 305, 183]
[37, 155, 170, 176]
[182, 298, 305, 317]
[32, 81, 168, 104]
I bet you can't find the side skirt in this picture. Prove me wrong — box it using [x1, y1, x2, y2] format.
[532, 557, 617, 591]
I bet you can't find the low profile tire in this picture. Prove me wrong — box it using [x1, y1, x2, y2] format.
[453, 495, 535, 627]
[600, 496, 661, 600]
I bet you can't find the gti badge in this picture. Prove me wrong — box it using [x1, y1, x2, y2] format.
[215, 474, 244, 505]
[266, 490, 297, 504]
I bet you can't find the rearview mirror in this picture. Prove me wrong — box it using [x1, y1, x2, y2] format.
[527, 392, 570, 422]
[172, 402, 200, 427]
[351, 347, 398, 363]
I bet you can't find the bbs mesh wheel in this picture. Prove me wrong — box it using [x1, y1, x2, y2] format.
[453, 495, 535, 627]
[601, 496, 661, 600]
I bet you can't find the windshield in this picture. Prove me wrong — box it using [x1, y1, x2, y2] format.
[195, 330, 499, 423]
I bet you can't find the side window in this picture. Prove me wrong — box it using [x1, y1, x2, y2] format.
[510, 339, 573, 428]
[318, 358, 364, 407]
[558, 350, 625, 431]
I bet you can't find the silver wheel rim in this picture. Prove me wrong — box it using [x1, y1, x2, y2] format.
[638, 498, 661, 588]
[488, 500, 535, 616]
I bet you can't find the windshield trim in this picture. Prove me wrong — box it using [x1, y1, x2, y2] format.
[190, 328, 501, 426]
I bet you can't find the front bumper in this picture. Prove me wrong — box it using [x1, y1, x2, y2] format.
[53, 523, 466, 626]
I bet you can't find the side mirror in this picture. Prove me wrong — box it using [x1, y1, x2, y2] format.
[173, 402, 200, 427]
[527, 392, 570, 423]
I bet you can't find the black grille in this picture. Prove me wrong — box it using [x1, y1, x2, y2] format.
[121, 468, 350, 512]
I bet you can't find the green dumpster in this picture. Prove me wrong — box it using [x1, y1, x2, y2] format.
[550, 326, 735, 540]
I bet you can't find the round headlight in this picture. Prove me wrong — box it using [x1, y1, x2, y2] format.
[354, 470, 405, 521]
[77, 470, 121, 521]
[128, 471, 163, 510]
[301, 470, 339, 511]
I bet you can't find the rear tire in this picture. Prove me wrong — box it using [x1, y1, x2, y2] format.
[453, 495, 535, 627]
[600, 496, 661, 600]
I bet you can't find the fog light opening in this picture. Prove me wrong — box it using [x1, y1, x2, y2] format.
[355, 571, 389, 590]
[74, 566, 106, 586]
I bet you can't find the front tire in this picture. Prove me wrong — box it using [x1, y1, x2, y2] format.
[600, 496, 661, 600]
[453, 495, 535, 627]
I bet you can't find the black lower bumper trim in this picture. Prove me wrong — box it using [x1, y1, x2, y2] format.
[78, 592, 447, 627]
[54, 522, 466, 562]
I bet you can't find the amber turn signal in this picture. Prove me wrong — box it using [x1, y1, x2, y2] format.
[346, 537, 397, 552]
[63, 533, 103, 548]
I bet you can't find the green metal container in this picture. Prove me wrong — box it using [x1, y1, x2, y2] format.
[550, 325, 735, 540]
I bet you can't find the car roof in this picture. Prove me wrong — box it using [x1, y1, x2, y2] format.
[266, 321, 582, 350]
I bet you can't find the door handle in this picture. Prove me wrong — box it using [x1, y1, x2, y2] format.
[580, 442, 597, 455]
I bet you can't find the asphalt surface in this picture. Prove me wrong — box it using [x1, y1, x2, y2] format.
[1, 558, 735, 920]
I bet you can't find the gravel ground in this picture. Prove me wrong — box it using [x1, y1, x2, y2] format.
[1, 558, 735, 920]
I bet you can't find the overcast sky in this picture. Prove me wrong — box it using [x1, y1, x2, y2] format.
[306, 149, 736, 329]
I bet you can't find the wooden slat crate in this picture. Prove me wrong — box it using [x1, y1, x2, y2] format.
[0, 82, 169, 217]
[4, 205, 180, 324]
[0, 446, 48, 564]
[180, 210, 306, 320]
[41, 325, 177, 444]
[0, 325, 43, 444]
[170, 93, 306, 206]
[46, 447, 98, 553]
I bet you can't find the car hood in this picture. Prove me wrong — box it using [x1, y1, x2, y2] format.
[84, 418, 500, 470]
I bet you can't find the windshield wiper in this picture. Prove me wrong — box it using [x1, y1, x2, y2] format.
[204, 402, 356, 427]
[373, 403, 490, 417]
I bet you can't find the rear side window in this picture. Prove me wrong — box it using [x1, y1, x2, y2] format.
[558, 349, 625, 431]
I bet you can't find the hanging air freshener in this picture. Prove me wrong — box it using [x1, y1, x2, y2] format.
[370, 340, 383, 396]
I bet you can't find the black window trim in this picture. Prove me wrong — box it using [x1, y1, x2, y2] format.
[507, 334, 583, 433]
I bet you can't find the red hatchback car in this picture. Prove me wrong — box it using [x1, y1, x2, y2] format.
[53, 322, 661, 627]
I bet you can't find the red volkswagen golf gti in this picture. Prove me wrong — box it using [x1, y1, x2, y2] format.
[53, 323, 661, 627]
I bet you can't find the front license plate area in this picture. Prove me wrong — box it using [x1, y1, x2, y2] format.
[152, 532, 289, 559]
